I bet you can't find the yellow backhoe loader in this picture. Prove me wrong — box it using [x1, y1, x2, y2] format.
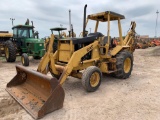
[6, 5, 136, 119]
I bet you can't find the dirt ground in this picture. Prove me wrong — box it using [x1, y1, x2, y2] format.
[0, 46, 160, 120]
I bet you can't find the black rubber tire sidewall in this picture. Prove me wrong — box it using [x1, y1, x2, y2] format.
[82, 66, 102, 92]
[21, 53, 29, 66]
[115, 51, 133, 79]
[4, 40, 16, 62]
[49, 67, 61, 80]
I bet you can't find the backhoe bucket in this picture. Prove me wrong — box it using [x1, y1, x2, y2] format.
[6, 65, 65, 119]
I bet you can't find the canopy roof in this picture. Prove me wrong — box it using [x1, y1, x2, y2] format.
[12, 25, 34, 29]
[87, 11, 125, 22]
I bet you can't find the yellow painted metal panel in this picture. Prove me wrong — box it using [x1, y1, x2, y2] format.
[59, 51, 71, 62]
[0, 33, 13, 37]
[59, 43, 70, 51]
[110, 45, 123, 56]
[99, 62, 108, 73]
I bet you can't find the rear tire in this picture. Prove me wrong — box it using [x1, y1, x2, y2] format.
[82, 66, 102, 92]
[114, 51, 133, 79]
[4, 40, 16, 62]
[21, 53, 29, 66]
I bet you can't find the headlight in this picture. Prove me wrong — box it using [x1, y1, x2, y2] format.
[39, 44, 42, 46]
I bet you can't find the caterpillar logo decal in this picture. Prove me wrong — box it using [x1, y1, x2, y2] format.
[87, 45, 93, 52]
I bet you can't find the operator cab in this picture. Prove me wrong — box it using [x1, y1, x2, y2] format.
[12, 25, 34, 39]
[12, 25, 35, 49]
[57, 10, 126, 62]
[60, 11, 125, 49]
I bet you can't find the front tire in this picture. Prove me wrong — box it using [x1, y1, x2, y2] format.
[114, 51, 133, 79]
[82, 66, 102, 92]
[21, 53, 29, 66]
[49, 67, 61, 79]
[4, 40, 16, 62]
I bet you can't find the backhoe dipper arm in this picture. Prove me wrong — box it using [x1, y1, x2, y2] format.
[59, 40, 99, 85]
[123, 21, 136, 45]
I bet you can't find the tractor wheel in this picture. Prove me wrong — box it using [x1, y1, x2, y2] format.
[4, 40, 16, 62]
[82, 66, 102, 92]
[49, 68, 61, 79]
[50, 72, 61, 79]
[21, 53, 29, 66]
[114, 51, 133, 79]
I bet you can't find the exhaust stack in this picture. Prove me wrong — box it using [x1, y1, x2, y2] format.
[69, 9, 71, 37]
[83, 4, 87, 37]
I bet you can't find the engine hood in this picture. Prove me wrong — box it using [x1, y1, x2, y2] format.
[24, 38, 44, 43]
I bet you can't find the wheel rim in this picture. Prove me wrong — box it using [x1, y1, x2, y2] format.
[5, 47, 9, 59]
[21, 56, 24, 64]
[124, 58, 131, 73]
[90, 72, 100, 87]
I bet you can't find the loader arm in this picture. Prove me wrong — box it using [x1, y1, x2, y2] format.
[37, 34, 56, 74]
[52, 40, 99, 85]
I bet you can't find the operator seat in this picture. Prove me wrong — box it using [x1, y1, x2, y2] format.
[100, 36, 111, 54]
[100, 36, 112, 46]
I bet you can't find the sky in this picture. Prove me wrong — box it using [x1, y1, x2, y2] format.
[0, 0, 159, 38]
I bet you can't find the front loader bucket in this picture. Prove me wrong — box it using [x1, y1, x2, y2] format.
[6, 65, 65, 119]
